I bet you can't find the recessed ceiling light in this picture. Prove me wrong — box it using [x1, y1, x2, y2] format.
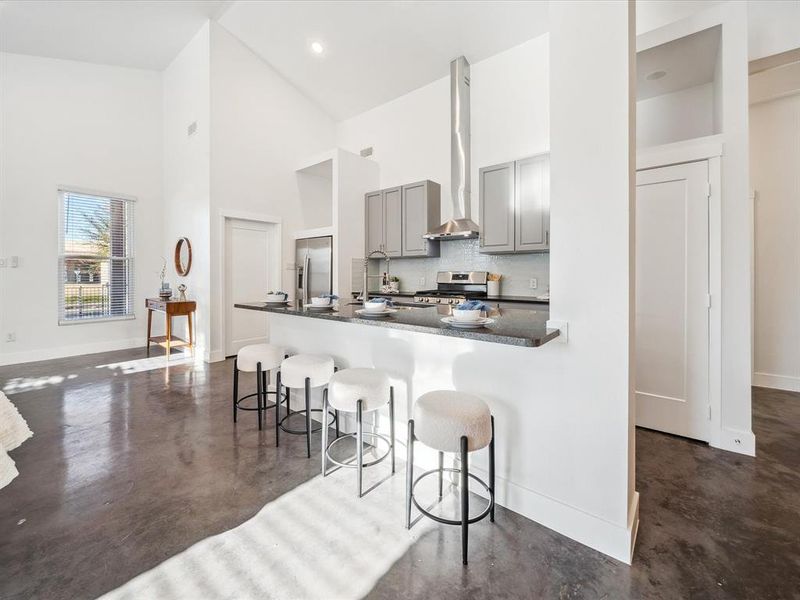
[310, 41, 324, 55]
[646, 70, 667, 81]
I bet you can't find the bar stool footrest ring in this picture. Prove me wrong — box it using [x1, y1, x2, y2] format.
[411, 467, 494, 526]
[235, 390, 280, 411]
[279, 408, 335, 435]
[325, 431, 393, 469]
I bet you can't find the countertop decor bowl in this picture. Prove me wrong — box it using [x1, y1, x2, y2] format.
[364, 300, 388, 313]
[453, 308, 482, 322]
[266, 293, 287, 303]
[311, 297, 331, 307]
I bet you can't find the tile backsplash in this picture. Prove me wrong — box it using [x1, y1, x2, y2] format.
[368, 238, 549, 296]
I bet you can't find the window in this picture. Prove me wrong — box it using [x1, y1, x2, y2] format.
[58, 189, 135, 324]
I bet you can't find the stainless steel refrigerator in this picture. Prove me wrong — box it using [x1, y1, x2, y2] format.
[295, 236, 333, 305]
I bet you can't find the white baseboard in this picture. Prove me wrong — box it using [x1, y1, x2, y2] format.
[753, 372, 800, 392]
[467, 464, 638, 564]
[711, 427, 756, 456]
[207, 349, 226, 363]
[0, 337, 146, 367]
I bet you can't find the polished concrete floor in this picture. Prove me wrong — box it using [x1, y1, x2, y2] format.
[1, 348, 798, 600]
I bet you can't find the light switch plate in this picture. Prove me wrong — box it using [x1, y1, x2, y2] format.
[529, 278, 538, 289]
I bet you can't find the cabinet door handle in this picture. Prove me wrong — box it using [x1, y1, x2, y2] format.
[546, 230, 549, 246]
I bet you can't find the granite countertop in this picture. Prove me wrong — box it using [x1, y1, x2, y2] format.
[353, 292, 550, 304]
[235, 301, 559, 348]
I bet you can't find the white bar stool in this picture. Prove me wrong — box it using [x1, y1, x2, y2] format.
[232, 344, 286, 430]
[322, 367, 395, 497]
[277, 354, 336, 457]
[406, 390, 495, 565]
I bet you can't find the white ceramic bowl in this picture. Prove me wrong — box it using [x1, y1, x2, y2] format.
[311, 296, 331, 307]
[453, 308, 482, 322]
[266, 293, 286, 303]
[364, 300, 388, 313]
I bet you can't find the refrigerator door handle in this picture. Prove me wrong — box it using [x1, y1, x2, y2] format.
[303, 254, 311, 305]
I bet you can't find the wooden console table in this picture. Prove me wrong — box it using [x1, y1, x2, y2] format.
[146, 298, 196, 359]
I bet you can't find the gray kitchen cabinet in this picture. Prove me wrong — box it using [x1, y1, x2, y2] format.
[365, 190, 384, 255]
[515, 154, 550, 251]
[383, 187, 403, 257]
[401, 180, 441, 257]
[364, 180, 440, 258]
[479, 154, 550, 254]
[479, 162, 515, 253]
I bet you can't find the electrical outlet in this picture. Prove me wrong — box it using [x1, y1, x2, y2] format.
[0, 258, 6, 268]
[6, 332, 16, 342]
[418, 276, 425, 287]
[529, 278, 538, 289]
[9, 256, 18, 268]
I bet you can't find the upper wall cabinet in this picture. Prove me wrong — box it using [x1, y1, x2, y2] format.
[479, 154, 550, 254]
[365, 180, 440, 258]
[402, 180, 441, 257]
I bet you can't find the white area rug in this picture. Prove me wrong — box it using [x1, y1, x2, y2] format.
[99, 460, 435, 600]
[0, 390, 34, 490]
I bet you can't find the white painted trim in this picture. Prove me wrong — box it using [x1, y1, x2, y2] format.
[637, 135, 724, 170]
[0, 337, 146, 367]
[753, 372, 800, 392]
[468, 463, 639, 564]
[217, 209, 282, 361]
[715, 427, 756, 456]
[292, 226, 334, 240]
[707, 156, 725, 452]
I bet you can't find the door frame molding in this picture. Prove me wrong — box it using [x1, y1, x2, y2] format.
[217, 209, 282, 361]
[637, 139, 726, 451]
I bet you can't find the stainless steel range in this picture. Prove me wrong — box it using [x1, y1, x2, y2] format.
[413, 271, 488, 305]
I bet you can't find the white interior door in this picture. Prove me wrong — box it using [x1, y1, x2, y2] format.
[636, 160, 710, 441]
[225, 218, 271, 357]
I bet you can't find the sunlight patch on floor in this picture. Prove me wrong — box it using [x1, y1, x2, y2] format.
[98, 461, 436, 600]
[95, 354, 196, 375]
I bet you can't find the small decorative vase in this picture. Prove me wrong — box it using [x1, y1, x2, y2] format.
[177, 284, 187, 301]
[159, 282, 172, 299]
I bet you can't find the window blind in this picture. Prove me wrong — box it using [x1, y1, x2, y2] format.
[58, 189, 135, 324]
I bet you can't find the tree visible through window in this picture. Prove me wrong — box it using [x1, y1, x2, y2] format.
[58, 190, 135, 323]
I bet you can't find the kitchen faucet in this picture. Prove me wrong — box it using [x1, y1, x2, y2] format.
[363, 250, 390, 306]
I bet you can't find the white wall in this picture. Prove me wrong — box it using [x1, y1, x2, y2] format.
[751, 68, 800, 391]
[208, 22, 336, 360]
[0, 52, 162, 365]
[336, 35, 550, 227]
[637, 82, 715, 146]
[162, 23, 212, 357]
[549, 0, 637, 560]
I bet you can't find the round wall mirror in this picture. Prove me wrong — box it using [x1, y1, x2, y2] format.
[174, 237, 192, 276]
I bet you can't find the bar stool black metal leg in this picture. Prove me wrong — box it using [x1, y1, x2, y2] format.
[262, 369, 269, 407]
[389, 387, 395, 474]
[321, 388, 329, 476]
[406, 420, 414, 529]
[460, 435, 469, 565]
[256, 362, 263, 431]
[232, 359, 239, 424]
[489, 416, 495, 522]
[304, 377, 312, 458]
[335, 410, 340, 439]
[438, 451, 444, 498]
[356, 399, 364, 498]
[275, 371, 282, 447]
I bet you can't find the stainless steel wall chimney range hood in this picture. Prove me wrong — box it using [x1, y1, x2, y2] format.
[424, 56, 480, 240]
